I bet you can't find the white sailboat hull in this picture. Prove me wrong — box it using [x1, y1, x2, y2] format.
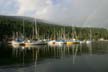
[86, 40, 92, 44]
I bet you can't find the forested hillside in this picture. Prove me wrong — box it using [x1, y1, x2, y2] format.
[0, 15, 108, 41]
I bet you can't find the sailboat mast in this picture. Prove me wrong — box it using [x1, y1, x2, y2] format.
[72, 26, 77, 39]
[32, 26, 34, 39]
[23, 17, 25, 36]
[72, 26, 75, 39]
[34, 18, 38, 39]
[54, 27, 56, 40]
[90, 28, 92, 40]
[63, 26, 66, 40]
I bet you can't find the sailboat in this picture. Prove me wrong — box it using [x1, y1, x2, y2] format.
[48, 27, 66, 46]
[10, 18, 25, 46]
[25, 18, 47, 45]
[47, 28, 57, 45]
[86, 28, 92, 44]
[55, 27, 66, 45]
[66, 26, 80, 45]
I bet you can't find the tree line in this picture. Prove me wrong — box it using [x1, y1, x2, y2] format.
[0, 15, 108, 41]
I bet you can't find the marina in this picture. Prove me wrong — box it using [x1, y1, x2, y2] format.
[0, 0, 108, 71]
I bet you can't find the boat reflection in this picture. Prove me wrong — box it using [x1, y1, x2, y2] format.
[1, 41, 108, 72]
[9, 43, 81, 62]
[86, 42, 92, 56]
[6, 42, 95, 66]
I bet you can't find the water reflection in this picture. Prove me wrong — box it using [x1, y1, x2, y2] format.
[0, 41, 108, 72]
[86, 42, 92, 56]
[7, 44, 81, 65]
[4, 42, 108, 65]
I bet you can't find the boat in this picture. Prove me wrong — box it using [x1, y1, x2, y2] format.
[48, 39, 66, 46]
[30, 40, 47, 45]
[86, 29, 92, 44]
[11, 40, 19, 45]
[23, 18, 47, 46]
[48, 40, 56, 45]
[48, 40, 65, 47]
[9, 17, 26, 46]
[86, 40, 92, 44]
[80, 40, 86, 44]
[56, 40, 66, 44]
[12, 37, 25, 45]
[66, 39, 80, 45]
[66, 26, 80, 45]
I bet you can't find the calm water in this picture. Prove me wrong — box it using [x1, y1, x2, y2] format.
[0, 41, 108, 72]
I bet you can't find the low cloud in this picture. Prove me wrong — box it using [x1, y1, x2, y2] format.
[0, 0, 108, 28]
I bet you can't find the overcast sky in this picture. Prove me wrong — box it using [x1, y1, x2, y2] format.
[0, 0, 108, 28]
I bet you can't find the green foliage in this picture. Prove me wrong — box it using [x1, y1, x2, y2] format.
[0, 15, 108, 41]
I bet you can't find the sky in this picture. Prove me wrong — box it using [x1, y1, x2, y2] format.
[0, 0, 108, 28]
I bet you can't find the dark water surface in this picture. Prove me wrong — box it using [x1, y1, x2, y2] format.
[0, 41, 108, 72]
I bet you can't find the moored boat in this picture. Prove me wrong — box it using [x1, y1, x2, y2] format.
[66, 39, 80, 45]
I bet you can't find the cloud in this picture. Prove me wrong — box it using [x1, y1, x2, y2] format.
[40, 0, 108, 28]
[0, 0, 108, 28]
[0, 0, 18, 15]
[17, 0, 36, 16]
[17, 0, 52, 18]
